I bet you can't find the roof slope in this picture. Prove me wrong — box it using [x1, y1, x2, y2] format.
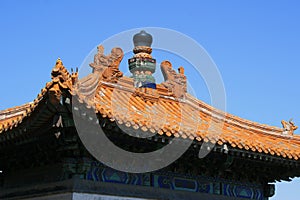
[1, 46, 300, 161]
[0, 58, 76, 134]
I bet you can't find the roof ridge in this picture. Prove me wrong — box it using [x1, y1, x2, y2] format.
[74, 77, 300, 160]
[184, 94, 300, 140]
[1, 42, 300, 161]
[96, 74, 293, 138]
[0, 102, 33, 115]
[0, 58, 78, 133]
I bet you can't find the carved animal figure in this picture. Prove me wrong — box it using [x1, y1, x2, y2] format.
[89, 45, 124, 83]
[160, 60, 187, 98]
[281, 119, 298, 135]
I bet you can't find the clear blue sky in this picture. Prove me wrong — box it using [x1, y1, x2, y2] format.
[0, 1, 300, 199]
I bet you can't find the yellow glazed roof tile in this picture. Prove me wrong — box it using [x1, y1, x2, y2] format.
[1, 49, 300, 161]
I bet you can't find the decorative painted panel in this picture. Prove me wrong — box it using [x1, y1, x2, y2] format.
[151, 173, 263, 200]
[86, 162, 150, 187]
[68, 159, 264, 200]
[223, 183, 263, 200]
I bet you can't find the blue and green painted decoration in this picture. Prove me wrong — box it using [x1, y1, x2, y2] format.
[81, 160, 264, 200]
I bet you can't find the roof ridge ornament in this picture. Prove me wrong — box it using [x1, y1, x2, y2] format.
[70, 67, 79, 86]
[89, 45, 123, 83]
[51, 58, 72, 82]
[129, 30, 156, 89]
[133, 30, 153, 47]
[160, 60, 187, 99]
[49, 58, 75, 105]
[72, 45, 124, 106]
[281, 119, 298, 135]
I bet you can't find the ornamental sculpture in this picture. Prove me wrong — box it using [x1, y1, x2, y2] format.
[90, 45, 123, 83]
[281, 119, 298, 135]
[128, 30, 156, 89]
[49, 58, 76, 105]
[161, 60, 187, 98]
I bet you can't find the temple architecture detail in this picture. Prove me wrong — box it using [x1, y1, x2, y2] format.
[90, 45, 124, 83]
[128, 30, 157, 89]
[281, 119, 298, 135]
[161, 60, 187, 98]
[0, 31, 300, 200]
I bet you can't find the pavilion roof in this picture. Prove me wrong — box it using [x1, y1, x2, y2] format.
[1, 46, 300, 161]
